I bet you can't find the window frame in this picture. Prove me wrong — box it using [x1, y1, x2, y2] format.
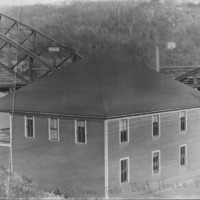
[152, 115, 160, 138]
[180, 111, 187, 133]
[179, 144, 187, 167]
[152, 150, 161, 175]
[48, 117, 60, 141]
[120, 157, 130, 184]
[119, 118, 129, 144]
[75, 120, 87, 144]
[24, 116, 35, 138]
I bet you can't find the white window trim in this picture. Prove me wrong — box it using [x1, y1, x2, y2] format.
[75, 120, 87, 144]
[119, 157, 130, 184]
[48, 118, 60, 141]
[152, 150, 161, 175]
[180, 111, 187, 134]
[179, 144, 187, 167]
[152, 114, 160, 139]
[24, 116, 35, 138]
[119, 118, 129, 144]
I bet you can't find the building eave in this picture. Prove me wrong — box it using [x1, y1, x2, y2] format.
[104, 105, 200, 120]
[4, 110, 107, 121]
[1, 105, 200, 121]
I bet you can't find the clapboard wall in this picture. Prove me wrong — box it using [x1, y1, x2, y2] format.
[107, 108, 200, 198]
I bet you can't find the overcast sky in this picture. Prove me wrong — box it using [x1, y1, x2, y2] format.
[1, 0, 200, 6]
[0, 0, 125, 6]
[0, 0, 70, 6]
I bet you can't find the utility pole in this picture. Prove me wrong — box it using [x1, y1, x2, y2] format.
[9, 113, 13, 173]
[155, 46, 160, 72]
[155, 29, 160, 72]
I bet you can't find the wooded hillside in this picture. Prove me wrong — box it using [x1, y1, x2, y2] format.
[0, 0, 200, 69]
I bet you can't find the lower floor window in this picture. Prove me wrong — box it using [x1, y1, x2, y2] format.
[180, 144, 187, 166]
[120, 157, 129, 183]
[153, 151, 160, 174]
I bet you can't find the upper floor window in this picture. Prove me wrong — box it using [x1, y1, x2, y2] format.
[49, 118, 59, 141]
[75, 120, 87, 144]
[180, 144, 187, 166]
[120, 119, 129, 143]
[180, 111, 186, 132]
[25, 116, 35, 138]
[152, 115, 159, 137]
[120, 157, 129, 184]
[152, 150, 160, 174]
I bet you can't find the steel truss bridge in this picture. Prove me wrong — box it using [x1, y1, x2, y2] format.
[0, 13, 82, 91]
[175, 68, 200, 89]
[0, 13, 199, 91]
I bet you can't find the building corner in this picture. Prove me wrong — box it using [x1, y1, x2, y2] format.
[104, 120, 109, 199]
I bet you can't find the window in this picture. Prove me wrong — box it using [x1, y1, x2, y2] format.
[120, 157, 129, 184]
[25, 116, 35, 138]
[152, 151, 160, 174]
[152, 115, 159, 137]
[180, 144, 187, 166]
[120, 119, 129, 143]
[49, 118, 59, 141]
[180, 111, 186, 132]
[75, 120, 87, 144]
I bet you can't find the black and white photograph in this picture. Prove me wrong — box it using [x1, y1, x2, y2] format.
[0, 0, 200, 199]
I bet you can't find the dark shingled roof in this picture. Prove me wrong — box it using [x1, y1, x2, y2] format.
[0, 53, 200, 119]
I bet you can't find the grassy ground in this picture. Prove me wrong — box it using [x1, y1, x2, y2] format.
[0, 165, 65, 199]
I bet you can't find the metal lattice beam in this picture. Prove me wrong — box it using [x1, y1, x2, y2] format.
[0, 61, 29, 84]
[0, 13, 82, 59]
[0, 33, 57, 71]
[175, 68, 200, 81]
[0, 12, 82, 88]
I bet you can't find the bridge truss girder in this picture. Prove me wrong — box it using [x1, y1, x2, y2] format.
[0, 13, 82, 87]
[175, 68, 200, 89]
